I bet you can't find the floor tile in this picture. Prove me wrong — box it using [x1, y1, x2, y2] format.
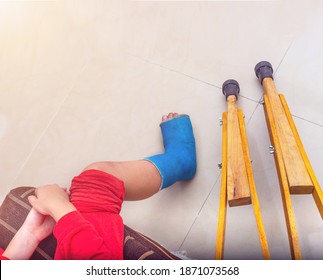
[274, 3, 323, 125]
[122, 0, 319, 101]
[0, 0, 322, 259]
[0, 0, 104, 199]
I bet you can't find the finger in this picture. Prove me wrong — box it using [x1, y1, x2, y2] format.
[28, 195, 42, 210]
[33, 188, 38, 197]
[28, 195, 36, 204]
[28, 195, 38, 208]
[28, 196, 48, 216]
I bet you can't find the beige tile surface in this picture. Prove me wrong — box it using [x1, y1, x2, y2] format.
[0, 0, 322, 259]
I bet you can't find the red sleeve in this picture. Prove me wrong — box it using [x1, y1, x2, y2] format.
[0, 248, 9, 260]
[53, 211, 113, 260]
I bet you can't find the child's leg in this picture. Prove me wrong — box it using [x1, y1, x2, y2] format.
[82, 160, 162, 200]
[82, 113, 196, 201]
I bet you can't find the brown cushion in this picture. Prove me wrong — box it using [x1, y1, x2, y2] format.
[124, 225, 179, 260]
[0, 187, 179, 260]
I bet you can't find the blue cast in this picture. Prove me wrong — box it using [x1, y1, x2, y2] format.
[145, 115, 197, 189]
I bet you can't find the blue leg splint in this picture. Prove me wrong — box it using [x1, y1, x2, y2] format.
[145, 114, 197, 189]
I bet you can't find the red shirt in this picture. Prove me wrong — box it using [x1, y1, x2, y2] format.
[0, 249, 9, 260]
[54, 210, 123, 259]
[1, 170, 125, 260]
[1, 210, 123, 260]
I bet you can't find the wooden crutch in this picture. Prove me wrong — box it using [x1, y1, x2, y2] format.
[215, 80, 270, 260]
[255, 61, 323, 260]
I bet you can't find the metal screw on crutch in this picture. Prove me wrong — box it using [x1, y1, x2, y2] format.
[269, 145, 275, 154]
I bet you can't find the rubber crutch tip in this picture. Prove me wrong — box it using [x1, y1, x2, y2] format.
[255, 61, 274, 84]
[222, 79, 240, 101]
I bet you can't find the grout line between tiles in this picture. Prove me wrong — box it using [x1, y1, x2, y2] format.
[239, 95, 260, 103]
[292, 114, 323, 128]
[246, 99, 262, 125]
[12, 91, 73, 186]
[128, 54, 222, 89]
[11, 63, 89, 187]
[274, 39, 294, 76]
[197, 173, 222, 217]
[178, 172, 221, 251]
[178, 214, 199, 252]
[128, 54, 261, 104]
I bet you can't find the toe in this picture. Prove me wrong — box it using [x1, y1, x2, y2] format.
[162, 112, 179, 122]
[162, 115, 168, 121]
[168, 112, 179, 119]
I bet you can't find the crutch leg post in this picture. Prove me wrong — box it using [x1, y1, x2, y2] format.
[255, 61, 323, 258]
[215, 80, 270, 259]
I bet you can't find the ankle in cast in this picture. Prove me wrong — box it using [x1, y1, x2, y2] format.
[145, 115, 197, 189]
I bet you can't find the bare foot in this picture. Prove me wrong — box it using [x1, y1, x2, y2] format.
[162, 112, 179, 122]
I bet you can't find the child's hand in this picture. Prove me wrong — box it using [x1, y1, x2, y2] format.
[3, 208, 55, 260]
[23, 208, 55, 243]
[28, 184, 76, 222]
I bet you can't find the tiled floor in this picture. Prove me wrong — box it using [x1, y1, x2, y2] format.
[0, 0, 322, 259]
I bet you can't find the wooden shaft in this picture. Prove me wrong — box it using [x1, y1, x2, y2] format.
[226, 95, 251, 206]
[262, 78, 313, 194]
[238, 109, 270, 259]
[264, 94, 302, 259]
[280, 94, 323, 218]
[215, 112, 228, 260]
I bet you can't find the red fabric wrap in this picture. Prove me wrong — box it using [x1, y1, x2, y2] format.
[0, 248, 9, 260]
[63, 169, 125, 259]
[70, 169, 124, 214]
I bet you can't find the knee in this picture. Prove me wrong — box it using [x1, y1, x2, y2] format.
[82, 161, 119, 175]
[83, 162, 102, 172]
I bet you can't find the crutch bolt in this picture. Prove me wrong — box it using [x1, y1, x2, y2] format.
[222, 79, 240, 101]
[269, 145, 275, 154]
[255, 61, 274, 84]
